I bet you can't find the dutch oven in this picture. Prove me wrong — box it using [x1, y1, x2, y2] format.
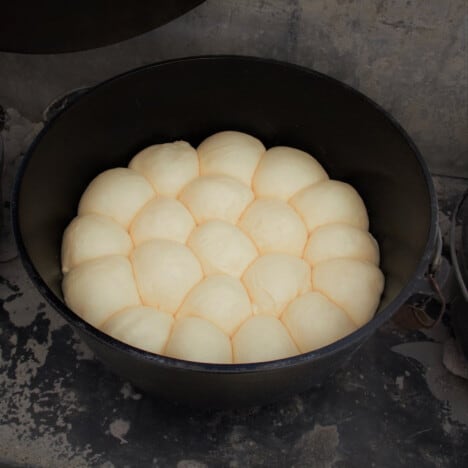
[0, 1, 205, 54]
[12, 56, 438, 407]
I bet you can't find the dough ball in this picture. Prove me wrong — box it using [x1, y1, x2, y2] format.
[311, 258, 384, 327]
[165, 317, 232, 364]
[252, 146, 328, 200]
[282, 292, 357, 353]
[187, 220, 258, 277]
[62, 255, 141, 327]
[130, 198, 195, 246]
[177, 275, 251, 336]
[198, 131, 265, 185]
[179, 175, 254, 224]
[61, 214, 132, 273]
[101, 306, 173, 354]
[78, 168, 155, 228]
[290, 180, 369, 233]
[129, 141, 198, 197]
[304, 223, 379, 267]
[239, 199, 307, 256]
[232, 316, 298, 363]
[242, 254, 311, 317]
[131, 239, 203, 314]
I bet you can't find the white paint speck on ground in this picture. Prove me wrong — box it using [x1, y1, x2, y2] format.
[109, 419, 130, 444]
[396, 376, 404, 390]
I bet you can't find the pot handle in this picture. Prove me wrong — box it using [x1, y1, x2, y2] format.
[42, 87, 92, 122]
[405, 226, 450, 328]
[450, 190, 468, 301]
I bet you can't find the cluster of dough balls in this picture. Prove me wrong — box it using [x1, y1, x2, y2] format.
[61, 131, 384, 364]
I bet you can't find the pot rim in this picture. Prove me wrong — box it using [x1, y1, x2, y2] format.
[11, 55, 438, 373]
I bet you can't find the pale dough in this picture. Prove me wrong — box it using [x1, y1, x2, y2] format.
[187, 220, 258, 277]
[232, 315, 298, 363]
[131, 239, 203, 314]
[63, 131, 385, 364]
[129, 141, 199, 197]
[62, 255, 141, 327]
[179, 175, 254, 224]
[282, 292, 357, 353]
[290, 180, 369, 232]
[311, 258, 385, 327]
[130, 197, 195, 246]
[165, 316, 232, 364]
[239, 199, 308, 256]
[252, 146, 328, 200]
[304, 223, 379, 267]
[61, 214, 133, 273]
[78, 168, 154, 228]
[198, 131, 265, 185]
[177, 274, 251, 336]
[242, 253, 311, 317]
[101, 306, 174, 354]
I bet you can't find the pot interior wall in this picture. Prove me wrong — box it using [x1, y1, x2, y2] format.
[17, 58, 433, 314]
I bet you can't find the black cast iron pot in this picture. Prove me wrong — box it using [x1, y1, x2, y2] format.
[0, 1, 205, 54]
[13, 56, 438, 407]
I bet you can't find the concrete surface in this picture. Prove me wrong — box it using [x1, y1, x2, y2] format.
[0, 0, 467, 176]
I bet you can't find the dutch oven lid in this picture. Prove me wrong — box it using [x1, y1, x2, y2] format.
[0, 0, 205, 54]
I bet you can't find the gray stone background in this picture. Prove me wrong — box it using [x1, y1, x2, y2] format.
[0, 0, 467, 176]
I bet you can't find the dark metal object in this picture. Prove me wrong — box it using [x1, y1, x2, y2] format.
[12, 56, 438, 407]
[450, 190, 468, 359]
[0, 1, 205, 54]
[405, 228, 450, 328]
[0, 106, 5, 132]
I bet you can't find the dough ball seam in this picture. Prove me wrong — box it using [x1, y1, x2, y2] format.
[286, 201, 311, 258]
[249, 149, 266, 186]
[285, 179, 324, 203]
[171, 276, 205, 317]
[302, 223, 374, 268]
[176, 192, 192, 216]
[310, 254, 376, 267]
[129, 255, 145, 306]
[236, 198, 257, 227]
[237, 223, 260, 252]
[127, 195, 159, 244]
[175, 308, 248, 338]
[308, 286, 358, 327]
[160, 318, 176, 355]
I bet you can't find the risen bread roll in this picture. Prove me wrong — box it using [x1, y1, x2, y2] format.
[130, 198, 195, 246]
[129, 141, 198, 197]
[239, 199, 308, 256]
[187, 220, 258, 277]
[282, 292, 357, 353]
[62, 214, 133, 273]
[253, 146, 328, 200]
[304, 223, 379, 267]
[165, 317, 232, 364]
[290, 180, 369, 232]
[62, 255, 140, 327]
[62, 133, 385, 364]
[198, 131, 265, 185]
[131, 239, 203, 314]
[242, 254, 311, 317]
[312, 258, 385, 327]
[78, 168, 154, 228]
[101, 306, 173, 354]
[179, 175, 254, 224]
[177, 275, 251, 335]
[232, 316, 298, 363]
